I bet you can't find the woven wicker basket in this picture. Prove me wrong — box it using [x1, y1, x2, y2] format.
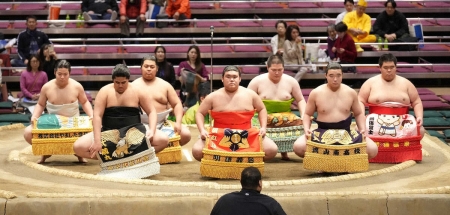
[157, 135, 182, 164]
[32, 116, 92, 155]
[200, 149, 265, 179]
[266, 125, 304, 153]
[303, 141, 369, 172]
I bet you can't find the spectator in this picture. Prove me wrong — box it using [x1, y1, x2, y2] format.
[166, 0, 191, 27]
[177, 45, 209, 107]
[283, 25, 309, 82]
[336, 0, 354, 24]
[154, 46, 176, 87]
[11, 16, 51, 68]
[326, 24, 337, 60]
[38, 44, 57, 80]
[19, 55, 48, 105]
[210, 167, 287, 215]
[270, 20, 287, 55]
[146, 0, 166, 28]
[333, 22, 357, 73]
[373, 0, 409, 42]
[82, 0, 118, 22]
[343, 0, 376, 52]
[181, 82, 210, 124]
[119, 0, 147, 38]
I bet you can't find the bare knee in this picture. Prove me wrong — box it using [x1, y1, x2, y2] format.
[152, 130, 169, 153]
[192, 139, 205, 161]
[73, 132, 94, 159]
[366, 137, 378, 160]
[23, 125, 32, 145]
[263, 138, 277, 161]
[293, 135, 307, 158]
[179, 126, 191, 146]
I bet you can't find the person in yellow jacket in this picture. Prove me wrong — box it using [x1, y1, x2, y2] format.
[342, 0, 376, 52]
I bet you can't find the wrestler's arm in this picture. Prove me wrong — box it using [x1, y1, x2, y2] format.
[291, 78, 306, 118]
[357, 79, 371, 114]
[167, 85, 183, 130]
[408, 82, 424, 126]
[91, 87, 107, 156]
[253, 91, 267, 135]
[196, 94, 213, 138]
[303, 90, 316, 136]
[139, 91, 157, 136]
[247, 76, 259, 93]
[31, 84, 48, 122]
[77, 82, 93, 118]
[351, 89, 366, 134]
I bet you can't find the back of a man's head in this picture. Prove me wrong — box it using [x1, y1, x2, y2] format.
[240, 167, 262, 190]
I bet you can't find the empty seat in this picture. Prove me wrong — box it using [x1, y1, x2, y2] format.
[220, 2, 252, 9]
[86, 46, 119, 53]
[88, 68, 113, 75]
[234, 45, 270, 52]
[124, 46, 155, 53]
[198, 45, 233, 53]
[16, 3, 47, 10]
[13, 22, 47, 29]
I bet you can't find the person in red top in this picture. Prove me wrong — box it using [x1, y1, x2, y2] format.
[166, 0, 191, 27]
[332, 22, 357, 73]
[119, 0, 147, 38]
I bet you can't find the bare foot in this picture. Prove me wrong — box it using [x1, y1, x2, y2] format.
[281, 152, 291, 161]
[37, 155, 51, 164]
[75, 155, 88, 163]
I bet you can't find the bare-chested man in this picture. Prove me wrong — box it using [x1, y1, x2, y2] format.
[248, 55, 306, 160]
[73, 64, 168, 160]
[132, 56, 191, 146]
[192, 66, 278, 161]
[293, 62, 378, 159]
[23, 60, 93, 164]
[358, 53, 425, 137]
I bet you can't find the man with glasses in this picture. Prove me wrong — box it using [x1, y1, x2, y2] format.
[342, 0, 376, 52]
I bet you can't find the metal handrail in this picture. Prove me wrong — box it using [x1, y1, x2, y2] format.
[2, 0, 450, 5]
[0, 17, 447, 24]
[41, 36, 450, 43]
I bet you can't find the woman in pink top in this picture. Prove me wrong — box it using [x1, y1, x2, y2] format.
[177, 45, 209, 107]
[20, 55, 48, 101]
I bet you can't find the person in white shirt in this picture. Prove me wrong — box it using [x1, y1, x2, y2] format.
[270, 20, 287, 56]
[335, 0, 354, 24]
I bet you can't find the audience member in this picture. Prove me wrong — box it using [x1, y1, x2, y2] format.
[177, 45, 209, 107]
[19, 55, 48, 103]
[38, 44, 57, 80]
[146, 0, 166, 28]
[326, 24, 337, 60]
[154, 46, 176, 87]
[82, 0, 118, 22]
[166, 0, 191, 27]
[343, 0, 376, 52]
[23, 60, 93, 163]
[373, 0, 409, 42]
[283, 25, 308, 81]
[271, 20, 287, 55]
[332, 22, 357, 73]
[11, 16, 51, 68]
[119, 0, 147, 38]
[210, 167, 287, 215]
[336, 0, 354, 24]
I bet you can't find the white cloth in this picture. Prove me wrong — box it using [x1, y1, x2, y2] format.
[336, 11, 348, 24]
[270, 34, 279, 54]
[46, 100, 80, 117]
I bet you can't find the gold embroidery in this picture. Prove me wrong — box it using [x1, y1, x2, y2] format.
[320, 129, 353, 145]
[218, 129, 250, 151]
